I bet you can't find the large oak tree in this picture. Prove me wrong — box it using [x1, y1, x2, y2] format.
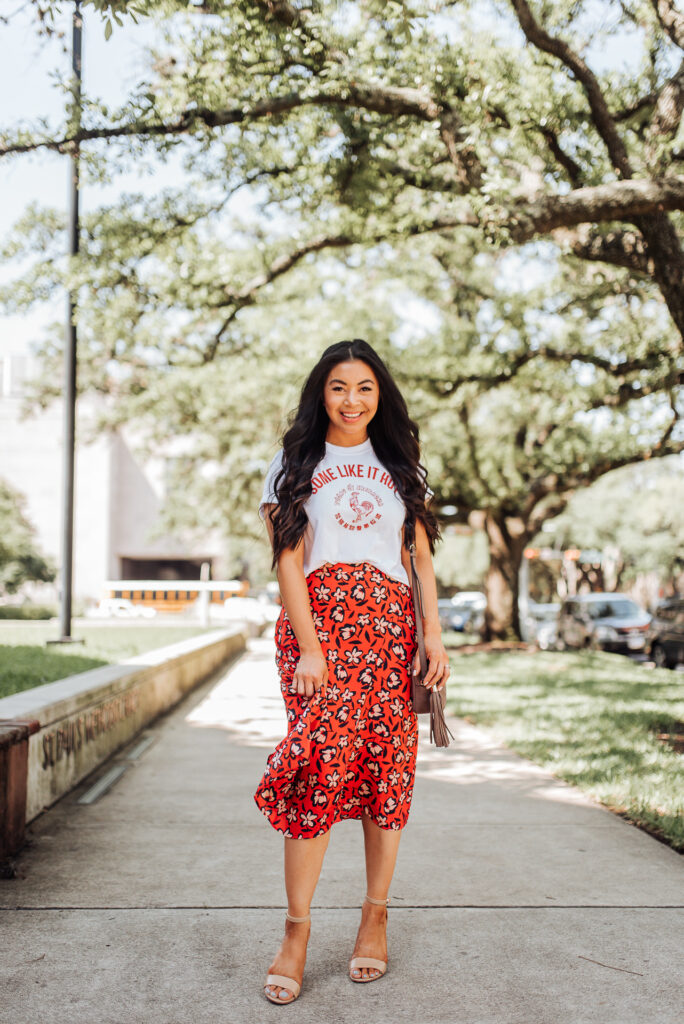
[3, 0, 683, 635]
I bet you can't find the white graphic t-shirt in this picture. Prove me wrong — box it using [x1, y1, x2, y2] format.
[258, 438, 411, 586]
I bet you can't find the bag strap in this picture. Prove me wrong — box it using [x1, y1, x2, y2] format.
[408, 542, 428, 680]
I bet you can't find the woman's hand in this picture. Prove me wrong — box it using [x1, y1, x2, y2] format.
[412, 631, 450, 692]
[293, 648, 329, 698]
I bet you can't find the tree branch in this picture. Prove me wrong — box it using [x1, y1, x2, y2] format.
[567, 229, 654, 274]
[613, 92, 658, 123]
[509, 0, 632, 177]
[438, 109, 484, 189]
[0, 82, 448, 157]
[203, 231, 357, 361]
[650, 0, 684, 50]
[537, 125, 584, 187]
[527, 493, 570, 534]
[200, 216, 481, 361]
[508, 176, 684, 240]
[379, 159, 459, 193]
[559, 433, 684, 501]
[589, 369, 684, 409]
[509, 1, 684, 337]
[522, 406, 684, 518]
[417, 344, 677, 399]
[646, 59, 684, 167]
[459, 401, 499, 501]
[252, 0, 483, 188]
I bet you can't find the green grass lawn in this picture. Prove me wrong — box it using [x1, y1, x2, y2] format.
[0, 622, 220, 699]
[446, 648, 684, 853]
[441, 630, 479, 648]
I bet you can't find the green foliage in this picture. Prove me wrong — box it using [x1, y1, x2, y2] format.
[0, 605, 56, 619]
[432, 528, 489, 593]
[4, 0, 683, 622]
[25, 0, 159, 43]
[0, 479, 56, 595]
[536, 457, 684, 585]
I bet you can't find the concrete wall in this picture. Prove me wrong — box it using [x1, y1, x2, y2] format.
[0, 353, 229, 601]
[108, 428, 230, 576]
[0, 627, 245, 822]
[0, 387, 113, 601]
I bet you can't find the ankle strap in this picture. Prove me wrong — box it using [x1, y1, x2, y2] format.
[365, 894, 390, 906]
[285, 911, 311, 923]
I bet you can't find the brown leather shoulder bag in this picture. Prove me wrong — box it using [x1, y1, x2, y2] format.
[408, 541, 454, 748]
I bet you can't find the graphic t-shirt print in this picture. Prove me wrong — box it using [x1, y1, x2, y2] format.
[310, 460, 398, 533]
[259, 439, 411, 585]
[338, 485, 380, 529]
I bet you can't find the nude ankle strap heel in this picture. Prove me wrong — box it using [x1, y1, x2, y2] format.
[349, 895, 389, 983]
[364, 894, 390, 906]
[263, 911, 311, 1004]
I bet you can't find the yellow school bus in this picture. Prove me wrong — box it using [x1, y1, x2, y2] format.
[102, 579, 248, 615]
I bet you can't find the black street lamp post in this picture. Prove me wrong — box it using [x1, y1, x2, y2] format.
[48, 1, 83, 647]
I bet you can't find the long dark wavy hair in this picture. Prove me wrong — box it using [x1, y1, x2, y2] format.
[268, 339, 440, 567]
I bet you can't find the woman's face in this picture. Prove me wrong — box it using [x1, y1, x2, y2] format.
[323, 359, 379, 444]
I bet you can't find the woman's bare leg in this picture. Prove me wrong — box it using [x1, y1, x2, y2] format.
[350, 815, 402, 980]
[284, 829, 332, 916]
[265, 830, 331, 1001]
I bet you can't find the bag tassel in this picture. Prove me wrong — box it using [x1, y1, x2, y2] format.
[429, 688, 455, 748]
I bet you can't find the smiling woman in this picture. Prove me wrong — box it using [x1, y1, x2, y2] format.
[323, 360, 379, 441]
[253, 338, 448, 1005]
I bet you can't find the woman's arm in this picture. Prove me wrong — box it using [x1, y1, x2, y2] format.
[401, 518, 450, 692]
[262, 504, 328, 698]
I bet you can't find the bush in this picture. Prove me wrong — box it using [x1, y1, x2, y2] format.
[0, 605, 57, 620]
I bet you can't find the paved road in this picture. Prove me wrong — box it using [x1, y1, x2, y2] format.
[2, 635, 682, 1023]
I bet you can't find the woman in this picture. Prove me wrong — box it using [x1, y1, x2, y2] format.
[254, 338, 449, 1004]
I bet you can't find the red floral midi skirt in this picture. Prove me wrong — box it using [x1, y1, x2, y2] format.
[254, 562, 419, 838]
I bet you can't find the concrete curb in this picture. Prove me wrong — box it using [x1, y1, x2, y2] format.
[0, 627, 246, 826]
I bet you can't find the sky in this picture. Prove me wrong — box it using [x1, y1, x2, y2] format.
[1, 4, 175, 356]
[0, 4, 169, 223]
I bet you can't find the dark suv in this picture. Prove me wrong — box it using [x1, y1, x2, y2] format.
[558, 593, 651, 654]
[646, 598, 684, 669]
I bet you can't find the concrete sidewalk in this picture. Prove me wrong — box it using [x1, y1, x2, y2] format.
[2, 635, 682, 1024]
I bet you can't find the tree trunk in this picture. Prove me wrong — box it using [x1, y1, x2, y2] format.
[481, 512, 530, 641]
[633, 212, 684, 344]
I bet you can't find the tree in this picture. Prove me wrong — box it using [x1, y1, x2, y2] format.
[536, 457, 684, 596]
[2, 0, 683, 635]
[56, 236, 679, 637]
[0, 479, 57, 596]
[400, 235, 683, 636]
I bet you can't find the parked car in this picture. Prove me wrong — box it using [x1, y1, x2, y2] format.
[438, 592, 486, 633]
[558, 593, 651, 654]
[524, 603, 560, 650]
[438, 599, 470, 632]
[255, 596, 283, 624]
[214, 596, 281, 634]
[86, 598, 156, 619]
[455, 593, 486, 633]
[646, 597, 684, 669]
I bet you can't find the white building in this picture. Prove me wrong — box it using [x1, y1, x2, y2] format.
[0, 352, 228, 606]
